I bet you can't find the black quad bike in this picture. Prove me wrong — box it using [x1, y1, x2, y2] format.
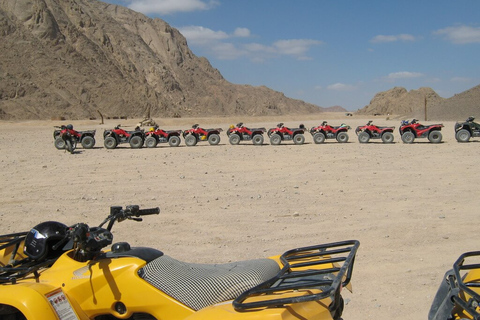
[53, 125, 96, 150]
[226, 123, 266, 145]
[103, 125, 145, 149]
[182, 124, 223, 146]
[454, 116, 480, 142]
[267, 123, 306, 145]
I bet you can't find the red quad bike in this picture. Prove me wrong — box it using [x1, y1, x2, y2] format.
[399, 119, 444, 144]
[267, 123, 306, 145]
[54, 125, 96, 150]
[182, 124, 223, 146]
[226, 123, 266, 145]
[144, 126, 182, 148]
[310, 121, 351, 144]
[103, 125, 145, 149]
[355, 121, 395, 143]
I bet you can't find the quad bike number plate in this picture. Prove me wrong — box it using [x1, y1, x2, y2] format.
[45, 288, 79, 320]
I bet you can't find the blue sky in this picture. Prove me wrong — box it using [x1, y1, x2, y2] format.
[105, 0, 480, 111]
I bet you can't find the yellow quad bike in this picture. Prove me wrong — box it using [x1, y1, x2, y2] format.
[0, 205, 359, 320]
[429, 251, 480, 320]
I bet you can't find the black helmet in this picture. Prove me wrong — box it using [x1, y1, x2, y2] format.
[24, 221, 68, 261]
[66, 124, 73, 130]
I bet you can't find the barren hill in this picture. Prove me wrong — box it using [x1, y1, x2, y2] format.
[356, 87, 443, 117]
[412, 84, 480, 121]
[357, 85, 480, 120]
[0, 0, 323, 120]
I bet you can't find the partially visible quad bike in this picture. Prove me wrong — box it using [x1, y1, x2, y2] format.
[355, 121, 395, 143]
[267, 123, 306, 145]
[429, 251, 480, 320]
[103, 124, 145, 149]
[0, 205, 359, 320]
[226, 122, 266, 145]
[144, 126, 182, 148]
[54, 125, 96, 150]
[182, 124, 223, 146]
[454, 116, 480, 142]
[399, 119, 444, 144]
[310, 121, 351, 144]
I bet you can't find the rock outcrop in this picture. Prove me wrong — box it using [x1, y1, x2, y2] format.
[0, 0, 322, 120]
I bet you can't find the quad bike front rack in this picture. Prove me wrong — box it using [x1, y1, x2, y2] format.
[0, 231, 55, 284]
[233, 239, 359, 311]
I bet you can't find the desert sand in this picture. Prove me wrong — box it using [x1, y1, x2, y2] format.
[0, 113, 478, 320]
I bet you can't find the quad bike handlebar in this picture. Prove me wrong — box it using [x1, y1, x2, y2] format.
[53, 205, 160, 261]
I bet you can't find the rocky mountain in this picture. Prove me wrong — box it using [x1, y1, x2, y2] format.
[356, 87, 443, 117]
[412, 84, 480, 121]
[0, 0, 323, 120]
[357, 85, 480, 121]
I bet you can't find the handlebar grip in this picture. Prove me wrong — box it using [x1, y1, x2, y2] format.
[137, 207, 160, 216]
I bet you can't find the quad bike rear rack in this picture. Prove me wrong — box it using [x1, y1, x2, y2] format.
[448, 251, 480, 319]
[233, 240, 359, 311]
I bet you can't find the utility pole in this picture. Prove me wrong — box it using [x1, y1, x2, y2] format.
[424, 96, 427, 121]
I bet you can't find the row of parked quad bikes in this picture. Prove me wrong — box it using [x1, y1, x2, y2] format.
[54, 117, 480, 150]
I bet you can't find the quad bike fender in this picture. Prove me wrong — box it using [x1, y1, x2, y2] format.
[0, 283, 87, 320]
[184, 298, 334, 320]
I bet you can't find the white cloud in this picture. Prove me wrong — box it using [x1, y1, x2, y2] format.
[273, 39, 323, 57]
[127, 0, 219, 15]
[211, 43, 246, 60]
[451, 76, 473, 83]
[387, 71, 424, 79]
[179, 25, 322, 61]
[233, 28, 250, 38]
[327, 83, 356, 91]
[434, 25, 480, 44]
[178, 26, 229, 45]
[370, 34, 416, 43]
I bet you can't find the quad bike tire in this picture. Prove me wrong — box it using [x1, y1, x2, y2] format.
[336, 132, 349, 143]
[229, 133, 241, 145]
[168, 135, 181, 147]
[145, 136, 158, 148]
[81, 136, 95, 149]
[54, 137, 65, 150]
[428, 131, 443, 143]
[208, 134, 220, 145]
[455, 129, 471, 142]
[270, 133, 282, 145]
[129, 136, 144, 149]
[185, 134, 197, 146]
[401, 131, 415, 144]
[358, 131, 370, 143]
[381, 132, 394, 144]
[293, 134, 305, 145]
[313, 132, 326, 144]
[104, 136, 118, 149]
[252, 134, 264, 145]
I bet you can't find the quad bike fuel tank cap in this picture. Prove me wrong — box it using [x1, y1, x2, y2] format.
[111, 242, 131, 253]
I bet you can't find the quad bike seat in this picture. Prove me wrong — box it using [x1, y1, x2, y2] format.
[140, 255, 280, 311]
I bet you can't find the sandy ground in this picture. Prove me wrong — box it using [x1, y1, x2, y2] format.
[0, 113, 479, 320]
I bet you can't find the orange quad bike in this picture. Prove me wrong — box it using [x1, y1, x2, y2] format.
[429, 251, 480, 320]
[0, 205, 359, 320]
